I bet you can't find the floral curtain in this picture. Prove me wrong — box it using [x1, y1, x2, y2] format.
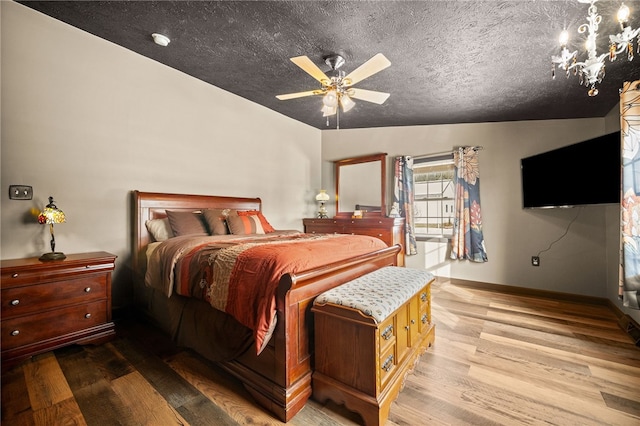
[393, 156, 417, 256]
[450, 147, 488, 262]
[620, 80, 640, 310]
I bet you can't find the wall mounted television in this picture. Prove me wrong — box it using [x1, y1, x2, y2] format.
[521, 131, 621, 209]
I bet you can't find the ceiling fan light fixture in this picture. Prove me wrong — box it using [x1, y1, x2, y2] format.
[340, 94, 355, 112]
[323, 90, 338, 108]
[276, 52, 390, 126]
[321, 105, 337, 116]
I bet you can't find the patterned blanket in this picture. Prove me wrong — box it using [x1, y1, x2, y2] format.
[145, 231, 387, 353]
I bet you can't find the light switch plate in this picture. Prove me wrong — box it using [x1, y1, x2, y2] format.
[9, 185, 33, 200]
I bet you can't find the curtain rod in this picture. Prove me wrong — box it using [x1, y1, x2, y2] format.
[408, 146, 484, 161]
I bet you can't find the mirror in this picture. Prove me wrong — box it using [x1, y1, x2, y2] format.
[335, 153, 386, 217]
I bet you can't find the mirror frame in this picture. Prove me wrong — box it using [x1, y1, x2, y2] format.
[335, 153, 387, 217]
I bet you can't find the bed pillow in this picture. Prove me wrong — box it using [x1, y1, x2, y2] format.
[227, 214, 265, 235]
[237, 210, 275, 233]
[165, 210, 208, 236]
[202, 208, 232, 235]
[145, 218, 172, 241]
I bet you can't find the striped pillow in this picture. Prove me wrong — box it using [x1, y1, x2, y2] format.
[237, 210, 275, 233]
[227, 214, 265, 235]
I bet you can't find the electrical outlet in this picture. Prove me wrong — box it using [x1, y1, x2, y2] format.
[532, 256, 540, 266]
[8, 185, 33, 200]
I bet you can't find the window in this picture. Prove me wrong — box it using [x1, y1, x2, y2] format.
[413, 154, 455, 239]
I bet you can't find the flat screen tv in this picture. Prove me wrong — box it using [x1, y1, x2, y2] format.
[521, 131, 620, 209]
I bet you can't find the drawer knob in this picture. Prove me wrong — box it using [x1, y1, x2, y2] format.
[12, 273, 18, 278]
[378, 234, 382, 237]
[381, 324, 394, 340]
[421, 313, 429, 324]
[405, 325, 410, 331]
[411, 319, 416, 324]
[84, 287, 91, 293]
[85, 313, 92, 319]
[10, 299, 20, 306]
[10, 330, 20, 336]
[382, 354, 394, 372]
[421, 293, 427, 302]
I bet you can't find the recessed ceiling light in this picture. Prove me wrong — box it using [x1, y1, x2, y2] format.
[151, 33, 170, 47]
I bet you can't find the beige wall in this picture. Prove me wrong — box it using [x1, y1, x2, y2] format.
[1, 2, 321, 307]
[322, 119, 639, 324]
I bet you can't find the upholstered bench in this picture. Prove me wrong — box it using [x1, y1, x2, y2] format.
[311, 266, 436, 426]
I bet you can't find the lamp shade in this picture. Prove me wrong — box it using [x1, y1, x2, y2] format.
[38, 200, 66, 225]
[323, 90, 338, 108]
[316, 190, 330, 202]
[340, 94, 356, 112]
[38, 196, 66, 261]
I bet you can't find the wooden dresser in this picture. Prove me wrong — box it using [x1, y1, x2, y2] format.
[1, 251, 117, 370]
[303, 217, 405, 266]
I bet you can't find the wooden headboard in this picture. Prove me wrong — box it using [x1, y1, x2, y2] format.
[131, 190, 262, 281]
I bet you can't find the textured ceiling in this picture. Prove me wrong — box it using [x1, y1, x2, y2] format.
[18, 0, 640, 130]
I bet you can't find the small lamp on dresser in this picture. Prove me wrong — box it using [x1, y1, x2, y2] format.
[38, 196, 67, 261]
[315, 190, 330, 219]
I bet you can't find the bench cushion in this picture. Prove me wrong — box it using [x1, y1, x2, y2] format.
[314, 266, 434, 323]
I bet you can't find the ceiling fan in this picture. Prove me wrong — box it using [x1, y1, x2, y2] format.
[276, 53, 391, 121]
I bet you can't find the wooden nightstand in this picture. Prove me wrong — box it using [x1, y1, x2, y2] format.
[1, 251, 117, 370]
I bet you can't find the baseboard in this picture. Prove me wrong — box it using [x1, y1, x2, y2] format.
[448, 278, 609, 306]
[447, 278, 640, 347]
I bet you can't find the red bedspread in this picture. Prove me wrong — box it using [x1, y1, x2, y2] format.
[145, 232, 387, 353]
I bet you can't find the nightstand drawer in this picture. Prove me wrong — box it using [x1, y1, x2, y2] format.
[1, 275, 107, 319]
[1, 300, 108, 350]
[1, 263, 114, 287]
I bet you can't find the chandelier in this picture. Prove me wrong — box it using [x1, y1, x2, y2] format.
[551, 0, 639, 96]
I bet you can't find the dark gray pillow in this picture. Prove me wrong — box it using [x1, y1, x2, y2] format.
[165, 210, 208, 236]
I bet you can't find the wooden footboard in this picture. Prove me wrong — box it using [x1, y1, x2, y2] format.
[220, 244, 400, 422]
[131, 190, 400, 422]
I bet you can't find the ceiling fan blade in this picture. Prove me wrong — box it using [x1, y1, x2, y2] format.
[276, 89, 323, 100]
[344, 53, 391, 86]
[290, 56, 330, 84]
[349, 88, 390, 105]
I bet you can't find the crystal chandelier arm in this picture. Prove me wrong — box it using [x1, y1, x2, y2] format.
[609, 27, 640, 57]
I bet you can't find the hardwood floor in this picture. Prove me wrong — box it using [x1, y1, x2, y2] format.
[2, 278, 640, 425]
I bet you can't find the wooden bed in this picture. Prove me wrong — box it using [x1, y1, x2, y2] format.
[131, 190, 400, 421]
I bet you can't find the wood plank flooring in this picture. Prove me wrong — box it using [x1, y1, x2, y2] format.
[2, 278, 640, 425]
